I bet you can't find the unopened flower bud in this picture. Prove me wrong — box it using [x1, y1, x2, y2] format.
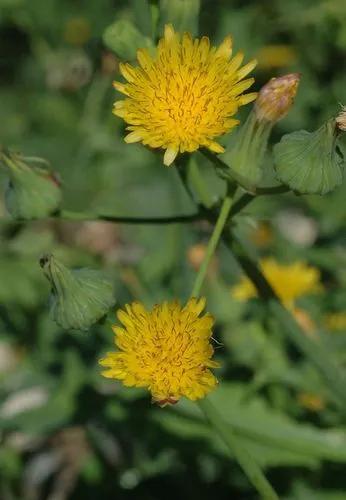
[336, 105, 346, 132]
[1, 151, 62, 219]
[255, 73, 300, 123]
[274, 119, 344, 195]
[103, 19, 153, 61]
[40, 254, 116, 331]
[222, 74, 300, 192]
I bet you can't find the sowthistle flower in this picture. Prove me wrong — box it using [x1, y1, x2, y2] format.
[99, 298, 219, 405]
[113, 24, 257, 166]
[232, 258, 322, 309]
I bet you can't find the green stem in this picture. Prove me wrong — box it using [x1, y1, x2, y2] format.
[198, 399, 279, 500]
[190, 190, 234, 297]
[55, 210, 201, 225]
[201, 148, 289, 195]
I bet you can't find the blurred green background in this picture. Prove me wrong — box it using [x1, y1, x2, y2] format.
[0, 0, 346, 498]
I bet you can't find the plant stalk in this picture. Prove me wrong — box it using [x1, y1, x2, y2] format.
[190, 189, 234, 297]
[198, 398, 279, 500]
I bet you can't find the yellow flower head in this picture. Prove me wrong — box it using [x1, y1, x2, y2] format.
[232, 258, 322, 309]
[113, 24, 257, 166]
[99, 298, 219, 405]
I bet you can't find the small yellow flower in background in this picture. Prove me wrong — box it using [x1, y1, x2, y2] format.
[99, 298, 219, 406]
[324, 312, 346, 332]
[113, 24, 257, 166]
[232, 258, 322, 309]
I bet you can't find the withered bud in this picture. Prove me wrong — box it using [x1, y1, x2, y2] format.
[255, 73, 300, 123]
[336, 105, 346, 131]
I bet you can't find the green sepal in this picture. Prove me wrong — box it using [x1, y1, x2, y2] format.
[273, 119, 344, 195]
[131, 0, 154, 38]
[158, 0, 200, 36]
[40, 254, 116, 331]
[222, 112, 272, 193]
[1, 152, 62, 219]
[103, 19, 154, 61]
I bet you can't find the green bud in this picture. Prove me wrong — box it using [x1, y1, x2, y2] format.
[40, 254, 116, 331]
[131, 0, 154, 38]
[222, 74, 300, 193]
[103, 19, 154, 61]
[222, 112, 272, 192]
[159, 0, 200, 36]
[1, 151, 62, 219]
[273, 119, 344, 195]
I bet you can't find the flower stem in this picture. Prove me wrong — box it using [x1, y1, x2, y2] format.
[198, 398, 279, 500]
[190, 190, 234, 297]
[55, 210, 201, 225]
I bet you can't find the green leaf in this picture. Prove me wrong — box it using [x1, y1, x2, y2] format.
[155, 383, 346, 467]
[40, 254, 116, 330]
[273, 120, 344, 195]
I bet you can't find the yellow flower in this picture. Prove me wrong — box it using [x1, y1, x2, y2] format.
[232, 258, 322, 309]
[99, 298, 219, 405]
[113, 24, 257, 166]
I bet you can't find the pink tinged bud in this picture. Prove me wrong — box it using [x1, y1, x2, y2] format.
[336, 105, 346, 131]
[255, 73, 300, 123]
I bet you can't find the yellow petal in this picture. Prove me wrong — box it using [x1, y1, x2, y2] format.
[236, 59, 257, 81]
[216, 35, 233, 59]
[137, 48, 153, 71]
[228, 51, 244, 74]
[163, 147, 178, 166]
[113, 81, 130, 96]
[238, 92, 258, 105]
[164, 24, 175, 42]
[207, 141, 225, 154]
[124, 131, 143, 143]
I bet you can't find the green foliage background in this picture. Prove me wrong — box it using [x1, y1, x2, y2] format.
[0, 0, 345, 498]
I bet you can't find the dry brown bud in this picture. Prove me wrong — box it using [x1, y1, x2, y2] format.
[255, 73, 300, 123]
